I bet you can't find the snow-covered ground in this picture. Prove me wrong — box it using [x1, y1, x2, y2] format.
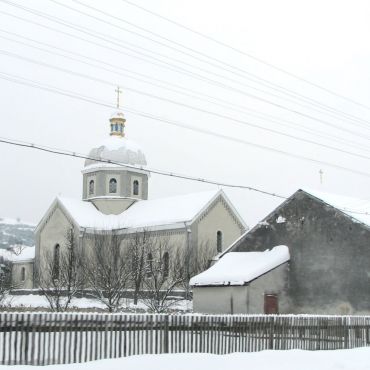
[1, 347, 369, 369]
[6, 294, 192, 311]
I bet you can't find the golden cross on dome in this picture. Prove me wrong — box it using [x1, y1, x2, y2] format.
[115, 86, 122, 108]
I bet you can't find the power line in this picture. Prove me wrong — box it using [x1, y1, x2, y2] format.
[2, 29, 370, 154]
[3, 50, 370, 161]
[50, 0, 370, 127]
[2, 1, 370, 132]
[0, 136, 287, 199]
[3, 136, 370, 217]
[2, 13, 370, 147]
[120, 0, 370, 112]
[2, 71, 370, 179]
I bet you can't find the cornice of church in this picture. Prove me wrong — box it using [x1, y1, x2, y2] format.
[195, 193, 247, 232]
[82, 164, 149, 176]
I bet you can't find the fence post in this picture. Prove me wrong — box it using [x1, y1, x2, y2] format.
[163, 315, 169, 354]
[269, 316, 274, 350]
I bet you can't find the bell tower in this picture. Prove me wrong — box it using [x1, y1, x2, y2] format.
[110, 86, 126, 137]
[81, 87, 149, 215]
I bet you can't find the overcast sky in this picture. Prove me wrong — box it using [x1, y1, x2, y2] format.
[1, 0, 370, 227]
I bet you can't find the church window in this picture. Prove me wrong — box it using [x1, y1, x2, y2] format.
[163, 252, 169, 279]
[53, 244, 60, 281]
[133, 180, 139, 196]
[21, 267, 26, 282]
[217, 231, 223, 253]
[114, 123, 118, 131]
[146, 252, 153, 277]
[109, 178, 117, 193]
[89, 180, 94, 195]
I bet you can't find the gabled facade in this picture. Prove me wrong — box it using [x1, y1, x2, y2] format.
[30, 107, 247, 290]
[197, 189, 370, 315]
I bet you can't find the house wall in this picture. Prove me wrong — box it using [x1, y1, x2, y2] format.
[12, 261, 34, 289]
[231, 191, 370, 314]
[196, 196, 245, 255]
[193, 263, 288, 314]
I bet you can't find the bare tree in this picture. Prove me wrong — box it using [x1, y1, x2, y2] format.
[178, 240, 215, 299]
[141, 238, 185, 313]
[7, 243, 26, 256]
[126, 231, 149, 305]
[83, 231, 130, 312]
[0, 259, 13, 307]
[37, 228, 83, 312]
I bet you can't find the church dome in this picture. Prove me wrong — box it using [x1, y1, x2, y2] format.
[84, 135, 147, 167]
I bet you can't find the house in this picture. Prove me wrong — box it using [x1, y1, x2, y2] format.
[190, 245, 289, 314]
[0, 246, 35, 289]
[191, 188, 370, 315]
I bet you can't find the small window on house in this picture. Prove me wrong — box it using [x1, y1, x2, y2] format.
[133, 180, 139, 196]
[21, 267, 26, 282]
[163, 252, 169, 279]
[109, 178, 117, 193]
[217, 230, 223, 253]
[146, 252, 153, 277]
[89, 180, 94, 195]
[53, 244, 60, 280]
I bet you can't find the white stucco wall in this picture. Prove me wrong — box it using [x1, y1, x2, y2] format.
[196, 197, 245, 254]
[192, 263, 289, 314]
[36, 206, 74, 276]
[12, 261, 34, 289]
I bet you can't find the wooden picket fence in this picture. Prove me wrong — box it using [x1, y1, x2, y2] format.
[0, 313, 370, 365]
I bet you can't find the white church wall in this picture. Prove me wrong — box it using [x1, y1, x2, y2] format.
[12, 261, 34, 289]
[196, 197, 245, 254]
[37, 206, 74, 275]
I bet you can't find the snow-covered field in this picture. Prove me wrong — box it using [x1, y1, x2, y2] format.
[1, 347, 369, 369]
[6, 294, 192, 311]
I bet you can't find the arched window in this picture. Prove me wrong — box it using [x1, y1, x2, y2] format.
[53, 244, 60, 280]
[217, 231, 223, 253]
[133, 180, 139, 196]
[109, 178, 117, 193]
[21, 267, 26, 282]
[146, 252, 153, 277]
[163, 252, 169, 279]
[89, 180, 94, 195]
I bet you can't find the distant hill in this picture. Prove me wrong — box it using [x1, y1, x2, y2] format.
[0, 217, 35, 249]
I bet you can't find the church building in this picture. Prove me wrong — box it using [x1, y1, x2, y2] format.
[16, 104, 247, 289]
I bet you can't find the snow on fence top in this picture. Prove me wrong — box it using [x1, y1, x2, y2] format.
[190, 245, 290, 287]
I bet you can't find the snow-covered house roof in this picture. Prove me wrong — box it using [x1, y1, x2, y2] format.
[0, 246, 35, 263]
[218, 188, 370, 259]
[35, 189, 246, 233]
[190, 245, 290, 287]
[300, 188, 370, 227]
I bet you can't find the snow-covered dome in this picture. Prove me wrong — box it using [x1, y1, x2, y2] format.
[84, 135, 147, 167]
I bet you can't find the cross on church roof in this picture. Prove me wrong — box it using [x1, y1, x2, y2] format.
[115, 86, 122, 109]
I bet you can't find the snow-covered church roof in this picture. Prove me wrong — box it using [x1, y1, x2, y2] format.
[37, 189, 245, 232]
[84, 135, 147, 168]
[190, 245, 290, 286]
